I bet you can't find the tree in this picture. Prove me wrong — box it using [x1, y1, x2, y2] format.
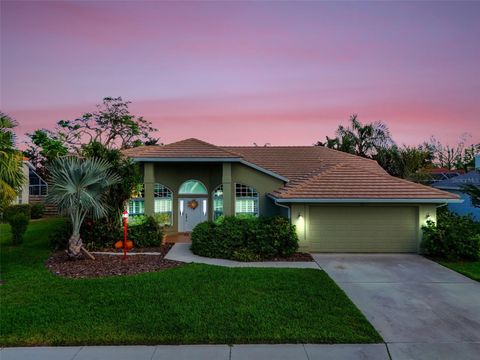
[425, 134, 480, 171]
[54, 96, 158, 149]
[316, 115, 394, 158]
[0, 113, 25, 213]
[47, 156, 121, 258]
[25, 97, 158, 175]
[374, 145, 433, 180]
[80, 141, 141, 229]
[24, 129, 69, 179]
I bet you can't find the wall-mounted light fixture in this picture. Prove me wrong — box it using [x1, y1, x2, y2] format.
[296, 213, 304, 227]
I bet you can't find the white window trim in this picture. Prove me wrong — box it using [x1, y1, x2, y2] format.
[234, 183, 259, 216]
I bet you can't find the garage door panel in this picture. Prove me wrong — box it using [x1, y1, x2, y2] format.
[308, 206, 418, 253]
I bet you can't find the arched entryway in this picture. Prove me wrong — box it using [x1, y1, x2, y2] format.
[178, 180, 208, 232]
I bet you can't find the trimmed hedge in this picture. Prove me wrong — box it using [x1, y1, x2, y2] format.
[8, 213, 30, 245]
[3, 204, 31, 222]
[49, 215, 164, 250]
[129, 216, 164, 248]
[191, 216, 298, 261]
[30, 204, 45, 219]
[422, 208, 480, 261]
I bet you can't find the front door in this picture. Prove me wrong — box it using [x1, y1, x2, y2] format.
[178, 198, 208, 232]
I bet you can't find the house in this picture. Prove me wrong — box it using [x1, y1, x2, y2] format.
[12, 159, 48, 205]
[432, 170, 480, 221]
[123, 138, 460, 253]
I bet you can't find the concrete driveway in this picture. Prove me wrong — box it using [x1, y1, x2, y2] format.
[313, 254, 480, 360]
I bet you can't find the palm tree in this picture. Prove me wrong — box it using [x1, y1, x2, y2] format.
[336, 115, 394, 157]
[47, 156, 120, 258]
[0, 113, 25, 213]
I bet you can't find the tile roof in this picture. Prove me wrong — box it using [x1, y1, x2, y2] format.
[124, 138, 459, 201]
[270, 163, 459, 200]
[432, 171, 480, 190]
[122, 138, 241, 158]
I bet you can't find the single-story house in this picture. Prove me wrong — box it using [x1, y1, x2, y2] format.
[123, 138, 460, 253]
[432, 170, 480, 221]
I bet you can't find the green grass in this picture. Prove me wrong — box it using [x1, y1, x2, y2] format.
[0, 218, 381, 346]
[439, 260, 480, 281]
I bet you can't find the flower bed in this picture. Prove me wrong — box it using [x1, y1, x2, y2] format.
[46, 244, 182, 278]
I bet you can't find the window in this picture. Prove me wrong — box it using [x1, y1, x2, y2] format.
[154, 184, 173, 225]
[128, 185, 144, 216]
[179, 180, 207, 194]
[212, 184, 223, 220]
[28, 168, 48, 196]
[235, 184, 259, 216]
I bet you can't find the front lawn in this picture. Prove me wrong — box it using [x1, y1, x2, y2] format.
[439, 261, 480, 281]
[0, 218, 381, 346]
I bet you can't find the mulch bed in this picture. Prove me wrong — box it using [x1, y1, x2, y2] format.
[263, 252, 314, 262]
[45, 244, 183, 279]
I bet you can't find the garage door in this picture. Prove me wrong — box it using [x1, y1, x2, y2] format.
[308, 206, 418, 252]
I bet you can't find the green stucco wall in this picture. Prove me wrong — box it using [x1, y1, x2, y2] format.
[141, 161, 285, 232]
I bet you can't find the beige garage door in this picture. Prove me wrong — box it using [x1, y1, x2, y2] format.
[308, 206, 418, 252]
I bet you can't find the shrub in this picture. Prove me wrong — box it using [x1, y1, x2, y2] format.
[30, 204, 45, 219]
[48, 219, 72, 250]
[421, 208, 480, 261]
[7, 213, 29, 245]
[129, 216, 164, 248]
[81, 219, 122, 250]
[191, 216, 298, 261]
[3, 204, 31, 222]
[190, 221, 217, 256]
[48, 216, 165, 250]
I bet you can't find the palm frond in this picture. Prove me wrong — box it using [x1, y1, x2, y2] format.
[47, 156, 121, 223]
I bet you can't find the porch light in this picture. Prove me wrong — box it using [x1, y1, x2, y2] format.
[202, 199, 207, 215]
[180, 200, 184, 215]
[296, 213, 304, 227]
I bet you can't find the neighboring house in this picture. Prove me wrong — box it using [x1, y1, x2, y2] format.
[426, 168, 465, 183]
[432, 170, 480, 221]
[123, 138, 459, 253]
[13, 159, 48, 205]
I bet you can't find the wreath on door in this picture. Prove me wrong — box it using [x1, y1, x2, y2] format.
[187, 200, 198, 210]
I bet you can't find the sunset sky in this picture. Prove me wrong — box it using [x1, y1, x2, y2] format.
[1, 1, 479, 147]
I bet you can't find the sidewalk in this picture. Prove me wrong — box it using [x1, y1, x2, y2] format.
[164, 243, 320, 269]
[1, 344, 390, 360]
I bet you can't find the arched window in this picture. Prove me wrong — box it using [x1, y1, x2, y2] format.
[128, 185, 145, 216]
[235, 184, 259, 216]
[179, 180, 207, 194]
[154, 184, 173, 225]
[212, 184, 223, 220]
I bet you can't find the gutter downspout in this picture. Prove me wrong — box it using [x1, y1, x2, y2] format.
[273, 199, 291, 221]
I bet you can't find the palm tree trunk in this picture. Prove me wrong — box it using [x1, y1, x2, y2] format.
[68, 209, 84, 259]
[67, 233, 83, 258]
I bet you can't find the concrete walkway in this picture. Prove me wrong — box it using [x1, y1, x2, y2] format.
[1, 344, 390, 360]
[313, 254, 480, 360]
[164, 243, 320, 269]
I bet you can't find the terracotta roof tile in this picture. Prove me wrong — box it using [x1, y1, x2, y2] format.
[123, 138, 242, 158]
[270, 163, 459, 200]
[124, 138, 458, 201]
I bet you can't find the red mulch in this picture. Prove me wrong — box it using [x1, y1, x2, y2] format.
[264, 252, 314, 262]
[45, 244, 183, 279]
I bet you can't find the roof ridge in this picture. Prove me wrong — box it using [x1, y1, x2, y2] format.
[166, 138, 244, 158]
